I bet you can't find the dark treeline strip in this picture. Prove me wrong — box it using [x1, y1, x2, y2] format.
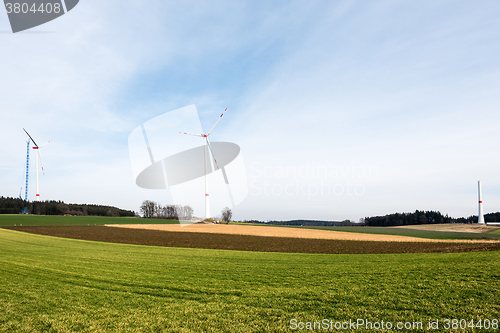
[0, 197, 25, 214]
[0, 196, 134, 217]
[484, 212, 500, 222]
[363, 210, 500, 227]
[365, 210, 451, 227]
[244, 211, 500, 227]
[4, 226, 500, 254]
[244, 219, 359, 227]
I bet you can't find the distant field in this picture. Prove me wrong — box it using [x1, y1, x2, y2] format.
[3, 216, 498, 241]
[0, 214, 179, 226]
[0, 214, 500, 239]
[6, 225, 500, 254]
[321, 226, 500, 240]
[392, 223, 499, 234]
[0, 228, 499, 332]
[244, 224, 500, 240]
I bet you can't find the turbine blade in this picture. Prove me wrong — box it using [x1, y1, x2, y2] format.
[179, 132, 204, 137]
[38, 139, 52, 148]
[206, 138, 220, 170]
[207, 108, 227, 136]
[23, 128, 38, 147]
[221, 167, 230, 185]
[225, 181, 235, 205]
[38, 151, 45, 176]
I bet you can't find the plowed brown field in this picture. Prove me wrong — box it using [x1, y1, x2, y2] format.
[107, 223, 499, 243]
[4, 225, 500, 254]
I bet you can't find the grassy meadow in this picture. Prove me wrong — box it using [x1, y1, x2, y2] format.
[490, 228, 500, 235]
[0, 214, 179, 226]
[0, 228, 499, 332]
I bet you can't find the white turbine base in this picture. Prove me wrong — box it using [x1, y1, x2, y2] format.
[478, 180, 485, 224]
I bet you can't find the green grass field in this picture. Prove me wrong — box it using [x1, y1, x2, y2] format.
[0, 228, 499, 332]
[0, 214, 179, 226]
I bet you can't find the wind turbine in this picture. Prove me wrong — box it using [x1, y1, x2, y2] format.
[23, 129, 51, 202]
[180, 108, 228, 219]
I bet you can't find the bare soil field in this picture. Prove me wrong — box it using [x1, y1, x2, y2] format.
[4, 226, 500, 254]
[107, 223, 499, 243]
[392, 223, 500, 233]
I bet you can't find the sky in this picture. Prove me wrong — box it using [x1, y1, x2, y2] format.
[1, 1, 500, 221]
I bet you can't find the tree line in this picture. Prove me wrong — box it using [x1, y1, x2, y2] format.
[239, 211, 500, 227]
[139, 200, 233, 223]
[140, 200, 193, 220]
[244, 219, 359, 227]
[0, 196, 135, 217]
[363, 210, 500, 226]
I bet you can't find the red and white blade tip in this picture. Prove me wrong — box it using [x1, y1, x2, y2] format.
[207, 108, 227, 136]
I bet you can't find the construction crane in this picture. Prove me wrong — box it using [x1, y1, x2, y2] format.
[22, 140, 30, 214]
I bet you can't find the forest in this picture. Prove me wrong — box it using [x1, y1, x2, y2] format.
[0, 196, 135, 217]
[243, 211, 500, 226]
[363, 210, 500, 226]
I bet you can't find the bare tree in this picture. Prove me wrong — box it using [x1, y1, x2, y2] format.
[173, 205, 183, 220]
[221, 207, 232, 224]
[154, 202, 161, 218]
[141, 201, 193, 220]
[158, 205, 168, 219]
[140, 200, 156, 218]
[166, 205, 177, 219]
[183, 205, 193, 220]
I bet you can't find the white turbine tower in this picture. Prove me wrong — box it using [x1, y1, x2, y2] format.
[180, 108, 227, 219]
[478, 180, 485, 224]
[23, 129, 51, 202]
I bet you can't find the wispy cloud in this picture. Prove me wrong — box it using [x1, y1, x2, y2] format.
[1, 1, 500, 220]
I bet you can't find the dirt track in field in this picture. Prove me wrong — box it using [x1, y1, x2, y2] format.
[106, 223, 499, 243]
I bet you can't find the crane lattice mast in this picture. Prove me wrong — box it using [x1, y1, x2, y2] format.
[23, 140, 30, 214]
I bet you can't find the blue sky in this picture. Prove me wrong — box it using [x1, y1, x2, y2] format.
[1, 1, 500, 221]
